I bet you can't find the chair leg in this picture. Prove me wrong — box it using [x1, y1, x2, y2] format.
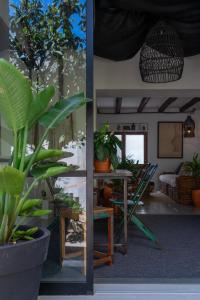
[107, 214, 114, 265]
[130, 215, 161, 249]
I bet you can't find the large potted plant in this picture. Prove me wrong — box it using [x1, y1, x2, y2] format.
[0, 59, 87, 300]
[94, 123, 122, 172]
[184, 153, 200, 207]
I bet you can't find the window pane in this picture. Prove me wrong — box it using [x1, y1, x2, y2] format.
[115, 134, 122, 159]
[9, 0, 86, 165]
[126, 135, 145, 164]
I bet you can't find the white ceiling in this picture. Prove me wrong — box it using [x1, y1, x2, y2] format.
[97, 96, 200, 113]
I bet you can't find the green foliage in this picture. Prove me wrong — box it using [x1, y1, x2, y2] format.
[0, 59, 32, 133]
[31, 165, 75, 179]
[184, 153, 200, 179]
[54, 191, 83, 213]
[0, 59, 88, 244]
[28, 86, 55, 127]
[10, 0, 86, 91]
[0, 167, 25, 195]
[39, 93, 86, 128]
[24, 149, 73, 168]
[94, 123, 122, 169]
[13, 227, 39, 242]
[117, 157, 140, 181]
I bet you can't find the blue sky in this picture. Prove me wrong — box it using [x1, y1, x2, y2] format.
[10, 0, 86, 40]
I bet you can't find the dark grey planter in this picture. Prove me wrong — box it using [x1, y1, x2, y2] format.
[0, 228, 50, 300]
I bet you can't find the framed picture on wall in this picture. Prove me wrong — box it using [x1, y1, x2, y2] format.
[157, 122, 183, 158]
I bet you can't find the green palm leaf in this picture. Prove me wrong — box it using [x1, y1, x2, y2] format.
[32, 164, 75, 179]
[38, 92, 88, 129]
[0, 166, 25, 195]
[24, 149, 70, 168]
[28, 85, 55, 127]
[0, 59, 32, 132]
[20, 199, 42, 215]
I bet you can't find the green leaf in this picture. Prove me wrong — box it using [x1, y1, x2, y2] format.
[20, 199, 42, 214]
[28, 86, 55, 127]
[32, 165, 75, 179]
[39, 93, 88, 129]
[0, 215, 8, 244]
[0, 59, 32, 132]
[13, 227, 38, 241]
[24, 149, 68, 168]
[31, 209, 51, 217]
[0, 166, 25, 195]
[25, 227, 38, 235]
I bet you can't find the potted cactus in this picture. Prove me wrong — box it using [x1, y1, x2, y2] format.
[0, 59, 88, 300]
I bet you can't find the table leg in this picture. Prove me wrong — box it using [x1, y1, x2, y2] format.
[123, 177, 128, 253]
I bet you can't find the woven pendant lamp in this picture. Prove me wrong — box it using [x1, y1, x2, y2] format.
[139, 21, 184, 83]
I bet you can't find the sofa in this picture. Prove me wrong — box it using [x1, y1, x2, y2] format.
[159, 164, 200, 205]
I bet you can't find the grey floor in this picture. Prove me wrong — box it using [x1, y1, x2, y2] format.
[41, 192, 200, 282]
[94, 214, 200, 280]
[136, 191, 200, 215]
[94, 191, 200, 281]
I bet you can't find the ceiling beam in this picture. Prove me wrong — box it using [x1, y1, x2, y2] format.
[137, 97, 150, 113]
[115, 97, 122, 114]
[180, 97, 200, 112]
[158, 97, 178, 112]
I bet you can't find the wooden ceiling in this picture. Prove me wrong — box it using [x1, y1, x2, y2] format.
[97, 96, 200, 114]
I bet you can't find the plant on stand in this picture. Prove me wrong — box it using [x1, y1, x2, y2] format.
[184, 153, 200, 207]
[94, 123, 122, 172]
[0, 59, 88, 300]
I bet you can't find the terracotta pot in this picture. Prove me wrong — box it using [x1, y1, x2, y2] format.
[192, 190, 200, 208]
[94, 159, 111, 173]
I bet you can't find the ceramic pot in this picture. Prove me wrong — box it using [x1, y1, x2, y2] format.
[94, 159, 111, 173]
[192, 189, 200, 208]
[0, 227, 50, 300]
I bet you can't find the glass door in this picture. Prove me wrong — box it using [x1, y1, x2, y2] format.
[1, 0, 94, 295]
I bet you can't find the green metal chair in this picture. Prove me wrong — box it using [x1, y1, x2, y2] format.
[111, 164, 160, 248]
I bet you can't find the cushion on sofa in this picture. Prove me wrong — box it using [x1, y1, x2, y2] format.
[159, 174, 179, 188]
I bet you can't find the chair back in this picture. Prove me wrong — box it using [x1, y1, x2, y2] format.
[131, 163, 158, 204]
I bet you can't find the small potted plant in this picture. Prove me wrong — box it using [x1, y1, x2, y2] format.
[0, 59, 88, 300]
[184, 153, 200, 207]
[94, 123, 122, 172]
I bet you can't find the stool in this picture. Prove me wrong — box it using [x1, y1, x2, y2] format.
[93, 206, 114, 267]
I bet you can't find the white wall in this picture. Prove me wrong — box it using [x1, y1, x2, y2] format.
[94, 53, 200, 187]
[97, 112, 200, 182]
[94, 54, 200, 91]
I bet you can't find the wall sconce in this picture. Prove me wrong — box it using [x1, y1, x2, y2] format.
[184, 115, 195, 137]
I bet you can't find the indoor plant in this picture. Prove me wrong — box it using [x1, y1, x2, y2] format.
[184, 153, 200, 207]
[94, 123, 122, 172]
[0, 59, 87, 300]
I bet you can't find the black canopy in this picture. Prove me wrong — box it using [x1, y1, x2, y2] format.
[94, 0, 200, 60]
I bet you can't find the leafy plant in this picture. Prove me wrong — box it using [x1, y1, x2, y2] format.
[94, 123, 122, 169]
[54, 191, 83, 213]
[117, 157, 140, 181]
[0, 59, 88, 244]
[184, 153, 200, 179]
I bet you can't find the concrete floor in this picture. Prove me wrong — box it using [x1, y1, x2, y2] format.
[40, 192, 200, 291]
[136, 191, 200, 215]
